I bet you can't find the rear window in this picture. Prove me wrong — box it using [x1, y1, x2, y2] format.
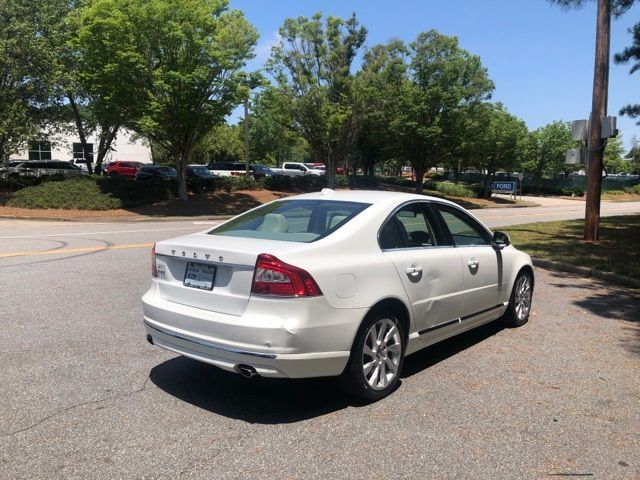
[209, 199, 370, 243]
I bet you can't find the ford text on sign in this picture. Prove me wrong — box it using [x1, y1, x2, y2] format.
[490, 181, 515, 193]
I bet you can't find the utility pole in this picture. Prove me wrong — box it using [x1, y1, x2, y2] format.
[244, 98, 250, 176]
[584, 0, 611, 241]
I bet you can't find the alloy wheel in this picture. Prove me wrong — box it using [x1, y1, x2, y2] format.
[514, 275, 532, 321]
[362, 318, 402, 391]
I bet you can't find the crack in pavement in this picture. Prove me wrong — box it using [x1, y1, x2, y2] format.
[1, 376, 151, 437]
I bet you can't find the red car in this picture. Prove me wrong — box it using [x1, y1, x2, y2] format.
[106, 161, 144, 178]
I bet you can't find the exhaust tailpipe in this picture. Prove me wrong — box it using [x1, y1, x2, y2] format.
[237, 364, 257, 378]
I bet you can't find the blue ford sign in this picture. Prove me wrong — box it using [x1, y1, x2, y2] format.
[490, 181, 516, 193]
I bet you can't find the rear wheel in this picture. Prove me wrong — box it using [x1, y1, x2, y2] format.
[341, 312, 406, 401]
[502, 270, 533, 327]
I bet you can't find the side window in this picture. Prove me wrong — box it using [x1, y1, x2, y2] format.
[379, 203, 437, 250]
[434, 204, 491, 246]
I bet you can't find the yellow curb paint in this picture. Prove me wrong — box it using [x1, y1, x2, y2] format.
[0, 242, 154, 259]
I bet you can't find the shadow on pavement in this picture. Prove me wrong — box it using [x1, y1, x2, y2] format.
[402, 321, 504, 378]
[150, 357, 352, 423]
[150, 320, 505, 423]
[548, 271, 640, 355]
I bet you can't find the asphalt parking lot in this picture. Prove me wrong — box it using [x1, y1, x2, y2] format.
[0, 218, 639, 479]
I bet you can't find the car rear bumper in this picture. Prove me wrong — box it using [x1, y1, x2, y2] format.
[142, 284, 365, 378]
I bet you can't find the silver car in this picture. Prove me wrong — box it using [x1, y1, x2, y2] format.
[9, 160, 85, 178]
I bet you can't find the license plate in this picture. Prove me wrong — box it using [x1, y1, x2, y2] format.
[183, 262, 216, 290]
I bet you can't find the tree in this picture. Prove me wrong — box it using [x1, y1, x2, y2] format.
[190, 124, 243, 165]
[74, 0, 257, 200]
[523, 121, 574, 191]
[267, 13, 367, 188]
[602, 135, 627, 173]
[615, 21, 640, 123]
[390, 31, 494, 193]
[445, 103, 492, 183]
[474, 103, 529, 196]
[0, 0, 57, 162]
[247, 87, 309, 166]
[550, 0, 637, 240]
[355, 40, 408, 177]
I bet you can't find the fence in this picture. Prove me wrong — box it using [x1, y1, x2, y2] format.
[452, 172, 639, 192]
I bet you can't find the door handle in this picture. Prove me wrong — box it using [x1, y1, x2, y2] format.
[406, 265, 423, 276]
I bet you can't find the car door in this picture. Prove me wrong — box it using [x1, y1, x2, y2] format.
[380, 202, 463, 335]
[430, 203, 500, 320]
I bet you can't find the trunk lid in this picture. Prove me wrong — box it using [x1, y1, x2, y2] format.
[153, 233, 307, 316]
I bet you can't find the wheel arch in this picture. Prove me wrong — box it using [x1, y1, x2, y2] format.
[363, 297, 412, 341]
[519, 264, 535, 291]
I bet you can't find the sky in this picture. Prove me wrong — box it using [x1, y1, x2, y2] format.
[228, 0, 640, 150]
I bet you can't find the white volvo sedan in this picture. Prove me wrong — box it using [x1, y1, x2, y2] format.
[143, 189, 534, 401]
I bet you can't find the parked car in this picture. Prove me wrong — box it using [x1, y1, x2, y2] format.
[106, 161, 144, 178]
[270, 162, 325, 177]
[143, 190, 534, 401]
[207, 161, 248, 177]
[0, 160, 29, 178]
[187, 164, 218, 179]
[251, 164, 282, 180]
[7, 160, 85, 178]
[69, 158, 90, 172]
[305, 162, 326, 171]
[135, 165, 177, 180]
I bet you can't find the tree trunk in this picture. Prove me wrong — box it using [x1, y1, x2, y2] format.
[325, 152, 336, 188]
[584, 0, 610, 241]
[415, 166, 426, 194]
[244, 99, 250, 175]
[68, 93, 93, 175]
[177, 150, 190, 201]
[535, 166, 543, 194]
[95, 124, 119, 175]
[482, 170, 493, 198]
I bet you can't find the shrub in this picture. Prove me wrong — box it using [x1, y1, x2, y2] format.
[0, 175, 45, 191]
[212, 175, 259, 192]
[8, 177, 122, 210]
[6, 176, 179, 210]
[427, 172, 445, 180]
[559, 188, 585, 197]
[377, 176, 416, 188]
[99, 176, 174, 206]
[624, 184, 640, 195]
[433, 181, 475, 198]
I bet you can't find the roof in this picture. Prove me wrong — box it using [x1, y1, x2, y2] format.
[289, 189, 458, 207]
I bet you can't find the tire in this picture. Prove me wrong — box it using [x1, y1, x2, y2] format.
[341, 311, 406, 402]
[501, 270, 533, 328]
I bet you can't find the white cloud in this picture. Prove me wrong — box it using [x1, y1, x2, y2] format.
[250, 31, 281, 69]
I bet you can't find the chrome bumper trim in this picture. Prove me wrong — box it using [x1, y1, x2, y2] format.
[144, 321, 277, 359]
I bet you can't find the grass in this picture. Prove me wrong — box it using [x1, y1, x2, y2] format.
[504, 215, 640, 280]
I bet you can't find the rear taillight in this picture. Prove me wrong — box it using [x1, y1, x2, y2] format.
[151, 243, 158, 277]
[251, 254, 322, 297]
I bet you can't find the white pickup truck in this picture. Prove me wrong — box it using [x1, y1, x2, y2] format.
[271, 162, 325, 177]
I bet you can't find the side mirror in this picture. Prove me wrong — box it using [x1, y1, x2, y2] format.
[491, 231, 511, 250]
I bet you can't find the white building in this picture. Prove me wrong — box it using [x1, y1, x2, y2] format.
[10, 129, 151, 164]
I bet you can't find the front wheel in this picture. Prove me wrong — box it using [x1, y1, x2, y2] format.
[502, 270, 533, 328]
[341, 312, 406, 402]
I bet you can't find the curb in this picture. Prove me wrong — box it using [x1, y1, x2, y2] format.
[532, 257, 640, 289]
[0, 214, 234, 223]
